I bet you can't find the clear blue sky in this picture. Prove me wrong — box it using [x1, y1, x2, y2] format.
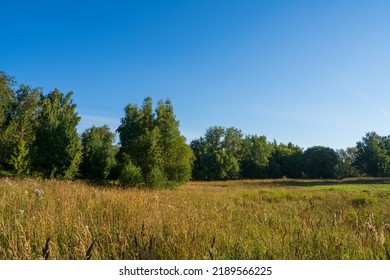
[2, 0, 390, 149]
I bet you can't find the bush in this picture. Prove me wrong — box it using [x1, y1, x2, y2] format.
[146, 167, 168, 189]
[119, 162, 143, 187]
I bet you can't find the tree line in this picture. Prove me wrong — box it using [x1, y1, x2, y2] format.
[1, 71, 389, 187]
[190, 128, 390, 181]
[0, 72, 192, 187]
[191, 126, 359, 180]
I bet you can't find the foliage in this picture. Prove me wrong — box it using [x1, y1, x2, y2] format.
[0, 71, 15, 129]
[190, 138, 207, 180]
[0, 74, 41, 174]
[354, 132, 390, 177]
[336, 147, 360, 178]
[146, 166, 169, 188]
[155, 100, 193, 184]
[191, 126, 242, 180]
[201, 150, 240, 180]
[117, 97, 193, 188]
[9, 139, 30, 176]
[0, 72, 16, 169]
[268, 142, 303, 178]
[303, 146, 339, 179]
[118, 159, 143, 186]
[80, 125, 116, 180]
[34, 89, 82, 179]
[240, 135, 274, 179]
[5, 71, 390, 182]
[223, 127, 244, 160]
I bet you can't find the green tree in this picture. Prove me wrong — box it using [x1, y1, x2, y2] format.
[9, 139, 30, 175]
[117, 97, 164, 186]
[190, 126, 242, 180]
[9, 85, 41, 174]
[268, 142, 303, 178]
[354, 132, 390, 177]
[222, 127, 244, 160]
[202, 150, 240, 180]
[190, 137, 208, 180]
[80, 125, 116, 180]
[155, 99, 193, 184]
[118, 156, 143, 186]
[117, 98, 155, 175]
[0, 73, 41, 174]
[336, 147, 360, 178]
[117, 97, 193, 188]
[0, 72, 16, 170]
[240, 135, 274, 179]
[0, 72, 15, 127]
[303, 146, 339, 179]
[204, 126, 226, 152]
[34, 89, 82, 179]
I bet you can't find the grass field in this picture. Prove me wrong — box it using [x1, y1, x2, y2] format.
[0, 178, 389, 260]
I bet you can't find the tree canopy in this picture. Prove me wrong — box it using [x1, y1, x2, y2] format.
[2, 71, 390, 184]
[117, 97, 193, 188]
[303, 146, 339, 179]
[190, 126, 242, 180]
[81, 125, 116, 180]
[355, 132, 390, 177]
[34, 89, 82, 179]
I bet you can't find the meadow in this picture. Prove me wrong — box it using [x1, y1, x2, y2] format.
[0, 178, 389, 260]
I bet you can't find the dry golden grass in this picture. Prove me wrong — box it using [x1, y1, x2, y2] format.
[0, 178, 389, 259]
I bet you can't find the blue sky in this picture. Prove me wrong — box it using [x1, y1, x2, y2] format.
[1, 0, 390, 149]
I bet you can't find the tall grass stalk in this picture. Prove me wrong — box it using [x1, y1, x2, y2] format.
[0, 178, 389, 259]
